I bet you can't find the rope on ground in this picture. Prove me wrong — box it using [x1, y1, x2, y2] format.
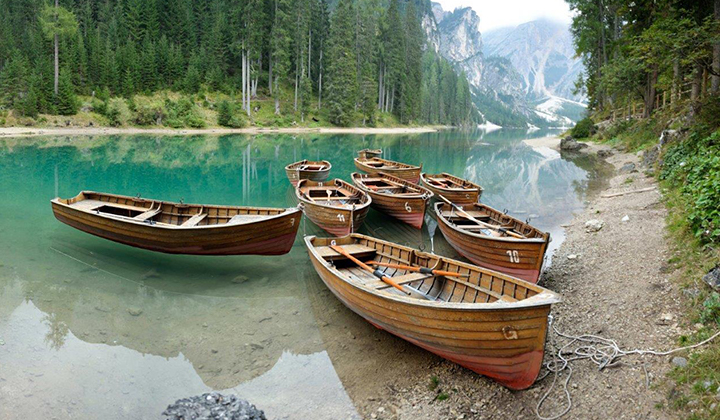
[535, 315, 720, 420]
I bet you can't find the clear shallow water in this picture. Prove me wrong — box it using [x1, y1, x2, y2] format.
[0, 129, 607, 419]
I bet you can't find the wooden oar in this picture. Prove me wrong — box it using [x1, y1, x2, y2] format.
[367, 261, 470, 278]
[437, 195, 526, 239]
[329, 244, 413, 296]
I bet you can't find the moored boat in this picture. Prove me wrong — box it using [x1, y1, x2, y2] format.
[51, 191, 301, 255]
[420, 172, 483, 206]
[295, 179, 372, 236]
[357, 148, 382, 159]
[434, 202, 550, 283]
[351, 172, 433, 229]
[305, 233, 560, 390]
[285, 160, 332, 186]
[353, 157, 421, 183]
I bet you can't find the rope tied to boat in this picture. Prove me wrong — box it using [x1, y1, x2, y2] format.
[535, 315, 720, 420]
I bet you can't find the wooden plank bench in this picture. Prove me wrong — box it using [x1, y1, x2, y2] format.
[316, 244, 377, 261]
[181, 213, 207, 227]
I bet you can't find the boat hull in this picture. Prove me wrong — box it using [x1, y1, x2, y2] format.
[435, 206, 548, 283]
[285, 161, 331, 186]
[353, 159, 421, 183]
[420, 175, 482, 207]
[299, 200, 370, 237]
[306, 238, 552, 390]
[51, 202, 301, 255]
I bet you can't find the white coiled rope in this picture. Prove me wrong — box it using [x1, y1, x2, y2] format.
[535, 315, 720, 420]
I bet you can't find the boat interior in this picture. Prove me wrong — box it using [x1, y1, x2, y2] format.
[359, 157, 413, 169]
[298, 182, 368, 208]
[59, 192, 286, 227]
[289, 160, 329, 172]
[425, 174, 474, 190]
[356, 175, 423, 196]
[437, 203, 545, 239]
[312, 235, 542, 303]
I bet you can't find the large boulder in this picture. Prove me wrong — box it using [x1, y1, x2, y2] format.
[703, 265, 720, 291]
[560, 136, 588, 151]
[163, 393, 266, 420]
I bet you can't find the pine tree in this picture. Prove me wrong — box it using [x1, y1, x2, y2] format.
[325, 0, 357, 126]
[400, 0, 422, 123]
[55, 70, 78, 115]
[270, 0, 293, 114]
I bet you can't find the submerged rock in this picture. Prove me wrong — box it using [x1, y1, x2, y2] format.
[163, 392, 266, 420]
[560, 136, 588, 151]
[703, 265, 720, 291]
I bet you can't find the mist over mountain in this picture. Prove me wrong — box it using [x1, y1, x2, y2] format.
[425, 3, 586, 128]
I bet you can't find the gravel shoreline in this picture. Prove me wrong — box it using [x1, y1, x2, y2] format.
[0, 126, 440, 138]
[351, 140, 683, 419]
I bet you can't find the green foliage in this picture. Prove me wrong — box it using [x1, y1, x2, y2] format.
[54, 73, 79, 115]
[699, 293, 720, 325]
[661, 130, 720, 244]
[164, 97, 205, 128]
[105, 98, 131, 126]
[325, 0, 357, 126]
[217, 100, 246, 128]
[428, 376, 439, 391]
[0, 0, 477, 128]
[571, 117, 595, 138]
[38, 4, 78, 41]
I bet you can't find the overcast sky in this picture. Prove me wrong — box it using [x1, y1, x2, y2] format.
[435, 0, 573, 33]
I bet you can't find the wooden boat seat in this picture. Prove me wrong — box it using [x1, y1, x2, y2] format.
[73, 199, 148, 213]
[182, 213, 207, 227]
[317, 244, 377, 261]
[370, 272, 433, 290]
[134, 206, 162, 221]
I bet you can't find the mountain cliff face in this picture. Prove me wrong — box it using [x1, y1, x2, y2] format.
[425, 2, 586, 127]
[483, 19, 585, 103]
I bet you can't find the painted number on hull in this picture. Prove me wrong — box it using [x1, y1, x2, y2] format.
[506, 250, 520, 263]
[336, 214, 346, 222]
[404, 202, 412, 213]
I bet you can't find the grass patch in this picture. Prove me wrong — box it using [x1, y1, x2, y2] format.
[428, 375, 439, 391]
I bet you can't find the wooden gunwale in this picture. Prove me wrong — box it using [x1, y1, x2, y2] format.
[351, 172, 433, 229]
[295, 179, 372, 236]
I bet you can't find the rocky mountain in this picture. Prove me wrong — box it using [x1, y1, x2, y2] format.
[483, 19, 585, 103]
[425, 2, 586, 128]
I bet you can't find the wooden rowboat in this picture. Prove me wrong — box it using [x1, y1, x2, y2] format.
[305, 234, 560, 390]
[285, 160, 332, 186]
[353, 157, 421, 183]
[357, 148, 382, 159]
[351, 172, 433, 229]
[51, 191, 301, 255]
[420, 172, 484, 206]
[435, 202, 550, 283]
[295, 179, 372, 237]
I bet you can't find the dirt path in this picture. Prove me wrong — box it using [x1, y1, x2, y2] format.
[0, 126, 439, 138]
[350, 142, 683, 419]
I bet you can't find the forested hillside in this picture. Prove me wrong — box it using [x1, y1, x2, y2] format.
[0, 0, 477, 128]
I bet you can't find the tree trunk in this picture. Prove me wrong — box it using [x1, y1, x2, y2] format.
[643, 65, 657, 118]
[691, 63, 703, 118]
[274, 77, 280, 115]
[268, 56, 273, 94]
[308, 28, 312, 82]
[246, 54, 251, 115]
[54, 0, 59, 96]
[378, 65, 383, 110]
[672, 58, 680, 103]
[712, 0, 720, 93]
[241, 50, 246, 111]
[317, 48, 323, 108]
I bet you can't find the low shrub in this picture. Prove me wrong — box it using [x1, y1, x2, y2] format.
[571, 117, 595, 138]
[134, 104, 165, 126]
[661, 130, 720, 244]
[217, 100, 247, 128]
[105, 98, 131, 126]
[164, 97, 206, 128]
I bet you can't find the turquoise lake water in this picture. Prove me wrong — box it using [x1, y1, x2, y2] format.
[0, 129, 607, 419]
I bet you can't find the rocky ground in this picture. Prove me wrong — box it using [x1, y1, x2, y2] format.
[351, 141, 687, 419]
